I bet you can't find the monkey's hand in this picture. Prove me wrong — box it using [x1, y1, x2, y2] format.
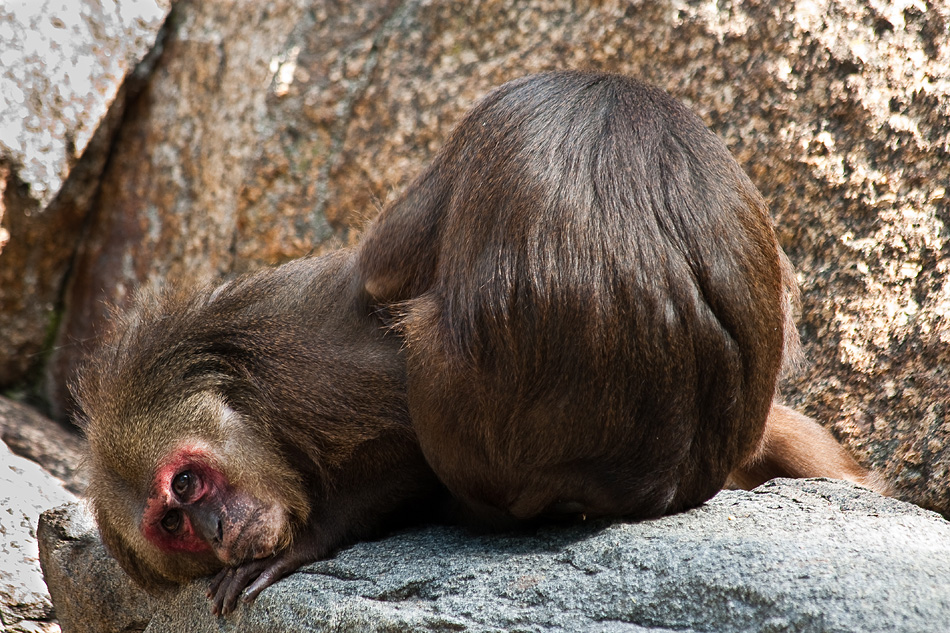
[207, 536, 326, 616]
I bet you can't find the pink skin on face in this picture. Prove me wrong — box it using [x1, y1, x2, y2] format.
[141, 446, 226, 555]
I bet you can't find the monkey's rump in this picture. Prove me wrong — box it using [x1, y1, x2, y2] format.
[359, 71, 785, 523]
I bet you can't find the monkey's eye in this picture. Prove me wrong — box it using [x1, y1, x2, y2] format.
[172, 471, 195, 500]
[161, 509, 182, 534]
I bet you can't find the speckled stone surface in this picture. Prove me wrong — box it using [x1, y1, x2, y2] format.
[0, 443, 76, 632]
[0, 0, 169, 206]
[0, 0, 170, 390]
[39, 480, 950, 633]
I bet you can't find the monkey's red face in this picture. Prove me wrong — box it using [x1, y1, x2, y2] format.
[141, 445, 288, 566]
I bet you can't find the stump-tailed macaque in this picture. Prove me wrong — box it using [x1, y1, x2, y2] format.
[78, 252, 445, 614]
[79, 71, 886, 615]
[357, 71, 885, 522]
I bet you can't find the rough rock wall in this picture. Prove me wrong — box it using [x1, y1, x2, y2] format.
[46, 0, 311, 416]
[0, 0, 170, 387]
[0, 0, 947, 512]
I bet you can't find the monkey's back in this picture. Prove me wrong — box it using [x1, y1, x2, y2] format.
[360, 71, 786, 522]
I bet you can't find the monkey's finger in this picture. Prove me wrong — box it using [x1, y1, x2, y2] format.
[207, 566, 230, 598]
[220, 563, 267, 615]
[242, 558, 295, 602]
[209, 564, 260, 615]
[210, 568, 239, 615]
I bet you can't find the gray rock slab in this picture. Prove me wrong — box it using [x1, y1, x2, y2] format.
[37, 503, 159, 633]
[41, 478, 950, 632]
[0, 396, 87, 495]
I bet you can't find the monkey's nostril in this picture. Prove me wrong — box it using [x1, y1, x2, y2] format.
[216, 519, 223, 543]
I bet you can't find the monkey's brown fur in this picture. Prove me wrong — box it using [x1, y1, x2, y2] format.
[79, 251, 442, 608]
[729, 404, 890, 493]
[79, 71, 887, 615]
[360, 71, 794, 521]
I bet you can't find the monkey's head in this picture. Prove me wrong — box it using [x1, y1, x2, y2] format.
[77, 282, 311, 591]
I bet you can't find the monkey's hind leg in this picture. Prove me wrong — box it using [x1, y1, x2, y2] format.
[727, 404, 891, 495]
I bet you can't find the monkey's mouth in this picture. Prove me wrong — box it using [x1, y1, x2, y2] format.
[214, 504, 286, 565]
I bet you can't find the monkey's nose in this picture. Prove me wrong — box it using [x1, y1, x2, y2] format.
[189, 505, 225, 546]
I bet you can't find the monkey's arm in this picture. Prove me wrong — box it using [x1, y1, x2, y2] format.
[727, 403, 891, 495]
[207, 434, 443, 616]
[207, 490, 388, 616]
[207, 517, 333, 615]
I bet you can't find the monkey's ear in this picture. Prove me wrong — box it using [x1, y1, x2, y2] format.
[95, 513, 177, 595]
[362, 268, 411, 305]
[360, 224, 436, 304]
[358, 168, 446, 304]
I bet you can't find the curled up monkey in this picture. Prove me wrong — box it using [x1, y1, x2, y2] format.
[77, 71, 889, 615]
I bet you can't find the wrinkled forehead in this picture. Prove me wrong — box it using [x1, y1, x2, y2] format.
[87, 391, 237, 488]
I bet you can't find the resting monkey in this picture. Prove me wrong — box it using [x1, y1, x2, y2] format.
[78, 71, 887, 615]
[357, 71, 886, 517]
[79, 252, 445, 613]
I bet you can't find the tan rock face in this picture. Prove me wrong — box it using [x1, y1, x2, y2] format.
[1, 0, 947, 511]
